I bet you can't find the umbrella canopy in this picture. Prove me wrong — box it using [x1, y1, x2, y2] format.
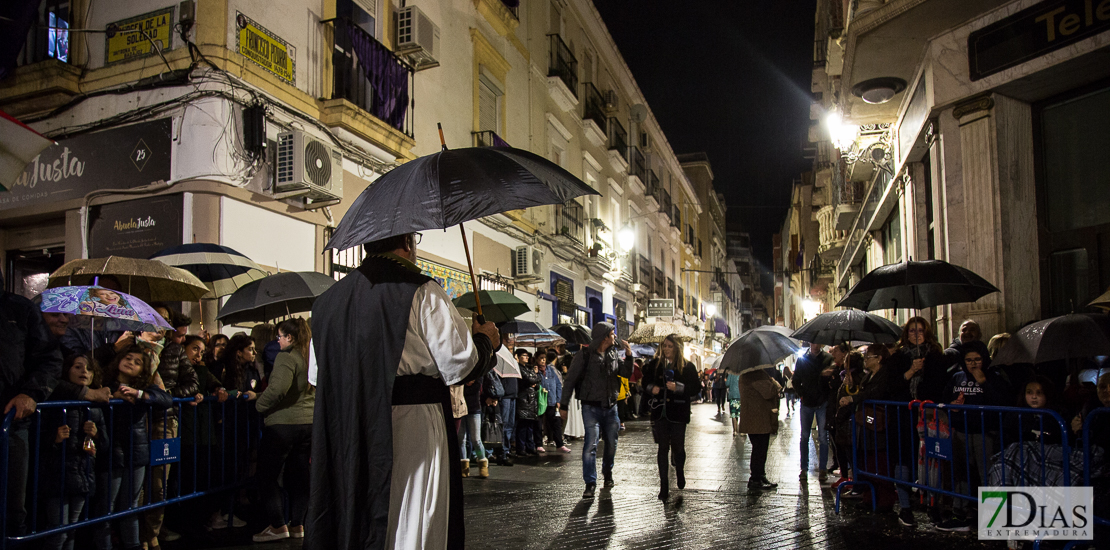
[791, 309, 903, 346]
[493, 346, 522, 379]
[216, 271, 335, 325]
[498, 320, 565, 347]
[452, 290, 530, 324]
[1, 109, 54, 191]
[719, 325, 801, 375]
[628, 321, 693, 344]
[631, 343, 657, 358]
[992, 313, 1110, 366]
[324, 146, 600, 250]
[551, 324, 592, 346]
[48, 257, 209, 303]
[836, 259, 1000, 311]
[498, 320, 546, 334]
[39, 285, 172, 333]
[148, 243, 269, 298]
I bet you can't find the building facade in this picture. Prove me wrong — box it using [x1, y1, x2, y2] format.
[1, 0, 723, 361]
[803, 0, 1110, 339]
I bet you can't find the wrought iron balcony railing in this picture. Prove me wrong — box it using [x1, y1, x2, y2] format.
[582, 82, 607, 134]
[332, 18, 415, 138]
[472, 130, 510, 147]
[547, 34, 578, 98]
[629, 146, 647, 182]
[608, 118, 629, 161]
[556, 201, 585, 244]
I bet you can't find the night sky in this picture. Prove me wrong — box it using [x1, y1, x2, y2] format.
[593, 1, 817, 269]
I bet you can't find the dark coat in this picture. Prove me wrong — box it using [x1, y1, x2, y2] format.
[0, 288, 62, 405]
[41, 384, 109, 496]
[793, 350, 834, 408]
[516, 366, 541, 420]
[893, 345, 951, 403]
[850, 361, 914, 455]
[559, 324, 633, 410]
[640, 358, 700, 423]
[106, 381, 172, 469]
[158, 342, 200, 398]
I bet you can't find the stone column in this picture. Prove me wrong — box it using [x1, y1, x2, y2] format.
[953, 94, 1039, 338]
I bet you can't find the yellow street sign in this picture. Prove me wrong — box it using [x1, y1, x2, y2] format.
[236, 13, 295, 84]
[106, 7, 174, 64]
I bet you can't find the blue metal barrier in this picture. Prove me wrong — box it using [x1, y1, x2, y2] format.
[837, 400, 1077, 513]
[0, 395, 259, 549]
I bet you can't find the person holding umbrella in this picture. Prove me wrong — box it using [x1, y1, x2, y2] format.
[640, 334, 700, 499]
[739, 367, 782, 490]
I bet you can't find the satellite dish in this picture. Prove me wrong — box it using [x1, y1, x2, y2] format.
[630, 104, 648, 124]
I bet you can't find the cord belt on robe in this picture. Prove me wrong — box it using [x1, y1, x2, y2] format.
[392, 374, 465, 548]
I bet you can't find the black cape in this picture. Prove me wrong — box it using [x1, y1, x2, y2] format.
[305, 255, 494, 550]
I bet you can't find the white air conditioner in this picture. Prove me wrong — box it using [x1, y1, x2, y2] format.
[395, 5, 440, 70]
[513, 245, 543, 281]
[273, 130, 343, 209]
[604, 90, 619, 112]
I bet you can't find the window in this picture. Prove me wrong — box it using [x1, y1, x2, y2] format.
[883, 209, 902, 265]
[340, 0, 379, 37]
[478, 72, 503, 133]
[1041, 86, 1110, 232]
[18, 0, 70, 67]
[47, 10, 69, 62]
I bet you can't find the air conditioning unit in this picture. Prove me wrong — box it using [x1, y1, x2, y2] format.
[513, 245, 543, 281]
[604, 90, 619, 112]
[273, 130, 343, 209]
[395, 5, 440, 70]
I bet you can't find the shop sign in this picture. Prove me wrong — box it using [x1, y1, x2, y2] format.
[647, 298, 675, 318]
[0, 118, 172, 212]
[235, 13, 295, 85]
[89, 195, 183, 259]
[105, 7, 174, 64]
[968, 0, 1110, 81]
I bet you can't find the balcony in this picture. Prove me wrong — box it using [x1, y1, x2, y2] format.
[582, 82, 607, 147]
[546, 201, 585, 260]
[657, 188, 673, 224]
[331, 18, 414, 139]
[671, 204, 681, 229]
[654, 267, 665, 298]
[668, 278, 676, 301]
[473, 130, 510, 147]
[546, 34, 579, 112]
[637, 255, 652, 294]
[607, 118, 629, 172]
[628, 146, 647, 189]
[816, 205, 848, 262]
[642, 169, 659, 210]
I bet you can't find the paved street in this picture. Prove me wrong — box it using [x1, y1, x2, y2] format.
[170, 403, 1000, 550]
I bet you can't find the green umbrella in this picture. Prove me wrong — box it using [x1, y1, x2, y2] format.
[452, 290, 530, 324]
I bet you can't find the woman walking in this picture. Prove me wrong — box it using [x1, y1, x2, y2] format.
[739, 368, 782, 490]
[253, 318, 315, 543]
[640, 335, 700, 500]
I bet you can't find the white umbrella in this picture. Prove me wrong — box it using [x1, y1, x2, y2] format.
[1, 110, 54, 191]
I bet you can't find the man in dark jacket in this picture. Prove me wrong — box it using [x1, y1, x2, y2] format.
[0, 270, 63, 535]
[558, 322, 633, 499]
[792, 342, 835, 482]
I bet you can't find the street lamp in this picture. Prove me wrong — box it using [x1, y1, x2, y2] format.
[704, 303, 717, 318]
[617, 225, 635, 253]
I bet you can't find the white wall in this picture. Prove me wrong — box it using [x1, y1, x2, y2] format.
[220, 197, 315, 271]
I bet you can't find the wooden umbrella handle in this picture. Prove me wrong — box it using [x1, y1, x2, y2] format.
[459, 223, 485, 324]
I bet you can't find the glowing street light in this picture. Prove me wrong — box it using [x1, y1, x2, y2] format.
[617, 225, 635, 253]
[705, 303, 717, 318]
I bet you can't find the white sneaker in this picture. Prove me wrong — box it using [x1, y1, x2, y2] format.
[205, 516, 227, 531]
[253, 526, 290, 543]
[229, 514, 247, 528]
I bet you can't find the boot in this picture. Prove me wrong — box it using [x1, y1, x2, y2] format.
[477, 458, 489, 478]
[460, 459, 470, 478]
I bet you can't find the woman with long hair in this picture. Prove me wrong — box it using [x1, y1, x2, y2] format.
[252, 318, 315, 543]
[895, 316, 949, 402]
[218, 334, 261, 400]
[640, 334, 700, 499]
[205, 334, 230, 379]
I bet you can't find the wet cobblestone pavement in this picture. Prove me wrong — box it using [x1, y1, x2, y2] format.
[171, 403, 1012, 549]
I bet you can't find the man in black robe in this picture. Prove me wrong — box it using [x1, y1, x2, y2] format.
[306, 233, 499, 550]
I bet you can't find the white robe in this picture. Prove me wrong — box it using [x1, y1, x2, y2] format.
[385, 281, 479, 550]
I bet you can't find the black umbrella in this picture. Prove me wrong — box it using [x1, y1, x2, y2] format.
[790, 309, 903, 346]
[993, 313, 1110, 366]
[551, 324, 592, 346]
[836, 259, 1000, 311]
[325, 134, 598, 320]
[719, 325, 801, 375]
[216, 271, 335, 325]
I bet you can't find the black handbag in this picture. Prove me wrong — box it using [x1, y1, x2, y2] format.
[481, 406, 503, 446]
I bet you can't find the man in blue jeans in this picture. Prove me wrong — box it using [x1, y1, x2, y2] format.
[497, 349, 529, 464]
[558, 322, 633, 499]
[792, 342, 835, 482]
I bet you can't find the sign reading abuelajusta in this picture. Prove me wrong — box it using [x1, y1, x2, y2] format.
[235, 12, 295, 84]
[105, 7, 174, 64]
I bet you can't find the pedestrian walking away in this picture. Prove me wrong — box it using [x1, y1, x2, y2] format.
[792, 342, 835, 482]
[640, 334, 699, 500]
[305, 233, 500, 550]
[558, 322, 633, 499]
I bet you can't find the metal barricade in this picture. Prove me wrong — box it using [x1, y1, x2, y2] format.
[836, 400, 1076, 514]
[0, 395, 259, 549]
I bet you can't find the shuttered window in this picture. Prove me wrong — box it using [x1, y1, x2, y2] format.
[478, 77, 499, 132]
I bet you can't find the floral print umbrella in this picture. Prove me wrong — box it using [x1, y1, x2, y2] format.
[39, 285, 172, 333]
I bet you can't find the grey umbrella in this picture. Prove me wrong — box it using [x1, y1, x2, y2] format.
[790, 309, 903, 346]
[719, 325, 801, 375]
[992, 313, 1110, 366]
[216, 271, 335, 324]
